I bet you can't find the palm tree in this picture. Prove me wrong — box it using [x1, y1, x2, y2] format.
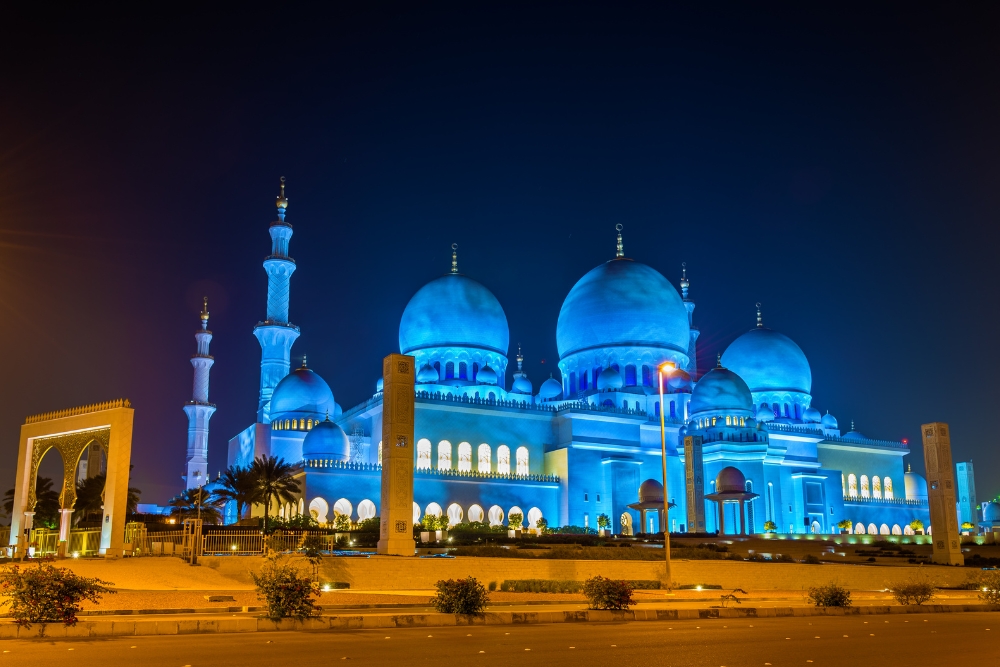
[168, 488, 223, 524]
[73, 472, 142, 525]
[3, 477, 60, 529]
[250, 456, 300, 532]
[213, 465, 258, 523]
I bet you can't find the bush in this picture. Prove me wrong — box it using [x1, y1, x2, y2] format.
[803, 554, 821, 565]
[432, 577, 490, 614]
[355, 516, 380, 532]
[508, 512, 524, 528]
[332, 514, 351, 531]
[488, 581, 498, 591]
[977, 571, 1000, 605]
[582, 576, 635, 610]
[807, 583, 852, 608]
[0, 563, 115, 627]
[892, 578, 935, 606]
[250, 555, 320, 621]
[501, 579, 582, 593]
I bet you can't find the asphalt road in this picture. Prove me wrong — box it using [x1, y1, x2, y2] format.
[2, 613, 997, 666]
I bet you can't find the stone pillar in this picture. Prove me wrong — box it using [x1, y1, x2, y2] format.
[57, 509, 73, 557]
[717, 502, 725, 535]
[684, 435, 705, 532]
[377, 354, 416, 556]
[922, 422, 964, 565]
[739, 500, 746, 536]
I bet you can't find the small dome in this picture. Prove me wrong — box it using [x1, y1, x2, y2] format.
[477, 364, 498, 385]
[597, 366, 624, 390]
[755, 405, 773, 422]
[270, 366, 335, 420]
[399, 274, 509, 356]
[842, 429, 867, 442]
[416, 363, 439, 384]
[301, 418, 350, 461]
[745, 417, 757, 429]
[721, 327, 812, 395]
[638, 479, 664, 504]
[984, 503, 1000, 523]
[668, 368, 692, 392]
[904, 470, 928, 501]
[539, 376, 562, 400]
[821, 411, 838, 428]
[512, 374, 533, 394]
[803, 407, 822, 423]
[716, 466, 747, 493]
[689, 366, 753, 416]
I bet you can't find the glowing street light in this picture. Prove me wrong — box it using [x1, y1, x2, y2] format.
[658, 361, 675, 585]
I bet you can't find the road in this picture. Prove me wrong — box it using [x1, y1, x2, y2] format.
[1, 613, 997, 666]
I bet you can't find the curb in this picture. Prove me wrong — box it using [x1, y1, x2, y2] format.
[2, 603, 998, 639]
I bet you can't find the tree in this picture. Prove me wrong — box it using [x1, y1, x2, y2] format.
[763, 521, 777, 533]
[508, 512, 523, 528]
[250, 456, 301, 533]
[214, 465, 258, 523]
[836, 519, 853, 532]
[909, 519, 924, 533]
[73, 473, 141, 525]
[961, 522, 974, 531]
[3, 478, 60, 529]
[168, 488, 223, 524]
[597, 513, 611, 529]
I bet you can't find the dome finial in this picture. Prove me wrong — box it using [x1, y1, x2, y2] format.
[756, 302, 763, 328]
[301, 354, 308, 369]
[276, 176, 288, 222]
[200, 296, 210, 329]
[324, 409, 331, 422]
[615, 224, 624, 258]
[851, 420, 855, 431]
[451, 243, 458, 274]
[716, 352, 722, 368]
[680, 262, 690, 299]
[517, 343, 523, 371]
[907, 463, 912, 473]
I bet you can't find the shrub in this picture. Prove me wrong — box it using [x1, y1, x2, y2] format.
[355, 516, 380, 532]
[892, 578, 935, 606]
[488, 581, 498, 592]
[300, 534, 326, 578]
[763, 521, 777, 533]
[775, 554, 795, 563]
[250, 555, 320, 621]
[332, 514, 351, 531]
[836, 519, 853, 532]
[803, 554, 821, 565]
[597, 513, 611, 529]
[508, 512, 523, 528]
[977, 571, 1000, 605]
[909, 519, 924, 533]
[501, 579, 582, 593]
[582, 576, 635, 610]
[807, 583, 852, 608]
[536, 517, 549, 533]
[0, 563, 115, 627]
[432, 577, 490, 614]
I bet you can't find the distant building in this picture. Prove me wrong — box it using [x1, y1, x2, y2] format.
[956, 461, 977, 528]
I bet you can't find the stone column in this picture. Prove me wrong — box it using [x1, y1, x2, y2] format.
[922, 422, 964, 565]
[684, 435, 706, 532]
[739, 500, 746, 536]
[57, 509, 73, 557]
[717, 502, 725, 535]
[640, 509, 647, 534]
[377, 354, 416, 556]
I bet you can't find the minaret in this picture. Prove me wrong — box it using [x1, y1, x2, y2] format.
[182, 297, 216, 489]
[253, 177, 301, 422]
[681, 262, 699, 378]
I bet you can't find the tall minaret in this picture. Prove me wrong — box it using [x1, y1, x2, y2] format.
[680, 262, 699, 379]
[253, 177, 300, 422]
[182, 297, 216, 489]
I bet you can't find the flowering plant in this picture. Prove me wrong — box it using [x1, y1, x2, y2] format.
[250, 554, 320, 621]
[0, 562, 114, 627]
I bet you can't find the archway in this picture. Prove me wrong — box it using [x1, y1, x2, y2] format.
[357, 499, 377, 521]
[309, 497, 329, 524]
[620, 512, 633, 536]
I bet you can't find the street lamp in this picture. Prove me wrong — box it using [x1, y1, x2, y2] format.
[658, 361, 675, 586]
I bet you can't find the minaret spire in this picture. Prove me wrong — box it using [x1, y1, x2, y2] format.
[680, 262, 690, 299]
[716, 352, 722, 368]
[183, 297, 217, 489]
[756, 302, 763, 328]
[516, 343, 523, 372]
[253, 177, 301, 422]
[681, 262, 699, 379]
[451, 243, 458, 274]
[615, 224, 624, 258]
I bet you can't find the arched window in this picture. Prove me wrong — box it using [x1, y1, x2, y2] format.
[285, 419, 291, 430]
[445, 361, 455, 380]
[642, 365, 650, 386]
[377, 441, 383, 466]
[508, 506, 524, 527]
[670, 401, 676, 418]
[412, 501, 421, 524]
[848, 474, 858, 498]
[867, 523, 877, 535]
[437, 440, 452, 470]
[622, 400, 629, 411]
[433, 361, 441, 378]
[472, 362, 479, 381]
[879, 523, 890, 535]
[467, 504, 484, 523]
[357, 499, 377, 521]
[308, 497, 329, 524]
[425, 502, 443, 518]
[654, 401, 660, 417]
[569, 372, 576, 395]
[860, 475, 870, 498]
[333, 498, 353, 520]
[784, 403, 790, 418]
[477, 443, 491, 473]
[516, 446, 529, 475]
[625, 364, 637, 386]
[794, 404, 802, 420]
[580, 371, 588, 391]
[872, 476, 882, 499]
[527, 507, 543, 529]
[726, 415, 732, 426]
[883, 477, 893, 499]
[457, 442, 472, 472]
[745, 480, 755, 533]
[447, 503, 463, 526]
[903, 523, 914, 535]
[416, 439, 432, 470]
[496, 445, 511, 474]
[459, 362, 468, 380]
[487, 505, 504, 526]
[841, 474, 845, 496]
[767, 482, 774, 522]
[891, 524, 902, 535]
[854, 522, 865, 534]
[773, 404, 780, 419]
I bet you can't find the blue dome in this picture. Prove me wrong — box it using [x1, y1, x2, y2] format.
[556, 259, 690, 359]
[512, 374, 532, 394]
[803, 406, 822, 423]
[399, 274, 509, 356]
[417, 363, 439, 383]
[984, 503, 1000, 523]
[905, 471, 928, 501]
[721, 327, 812, 394]
[667, 368, 692, 392]
[539, 375, 562, 400]
[270, 367, 335, 420]
[301, 418, 350, 461]
[477, 364, 498, 385]
[597, 366, 624, 390]
[842, 430, 867, 442]
[756, 404, 774, 421]
[821, 411, 838, 428]
[689, 366, 753, 416]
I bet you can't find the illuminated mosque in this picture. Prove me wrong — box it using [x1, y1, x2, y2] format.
[200, 181, 932, 536]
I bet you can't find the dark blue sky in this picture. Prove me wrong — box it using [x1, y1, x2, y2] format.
[2, 4, 998, 504]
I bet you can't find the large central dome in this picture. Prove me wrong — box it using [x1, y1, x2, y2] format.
[721, 327, 811, 394]
[399, 274, 509, 356]
[557, 259, 690, 359]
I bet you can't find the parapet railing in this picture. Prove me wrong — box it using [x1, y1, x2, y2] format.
[26, 398, 131, 423]
[762, 422, 825, 436]
[822, 433, 909, 449]
[303, 458, 559, 483]
[842, 495, 926, 506]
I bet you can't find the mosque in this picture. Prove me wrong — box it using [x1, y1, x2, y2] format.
[196, 180, 934, 537]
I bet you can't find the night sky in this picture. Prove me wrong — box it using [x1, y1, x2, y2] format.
[2, 5, 998, 505]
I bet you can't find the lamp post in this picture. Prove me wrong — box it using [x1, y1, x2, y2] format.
[658, 361, 675, 586]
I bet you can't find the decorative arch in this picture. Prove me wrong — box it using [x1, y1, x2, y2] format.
[879, 523, 890, 535]
[478, 443, 491, 473]
[309, 497, 329, 524]
[333, 498, 353, 519]
[891, 524, 901, 535]
[620, 512, 633, 536]
[357, 499, 377, 521]
[412, 501, 421, 524]
[447, 503, 463, 526]
[516, 446, 529, 475]
[884, 477, 893, 499]
[437, 440, 452, 470]
[457, 442, 472, 472]
[872, 476, 882, 499]
[848, 474, 858, 498]
[416, 438, 432, 470]
[854, 522, 865, 534]
[468, 504, 484, 523]
[424, 502, 443, 518]
[508, 506, 524, 527]
[488, 505, 504, 526]
[903, 524, 915, 535]
[867, 523, 878, 535]
[496, 445, 511, 474]
[860, 475, 870, 498]
[527, 507, 543, 529]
